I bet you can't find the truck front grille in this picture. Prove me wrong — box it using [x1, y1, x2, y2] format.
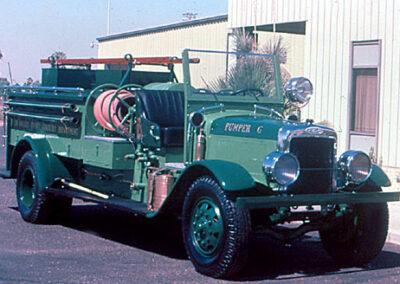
[287, 137, 335, 194]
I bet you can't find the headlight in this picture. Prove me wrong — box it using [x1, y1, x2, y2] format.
[284, 77, 313, 108]
[339, 150, 372, 184]
[263, 151, 300, 187]
[189, 111, 205, 128]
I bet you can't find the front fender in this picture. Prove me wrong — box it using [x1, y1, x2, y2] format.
[12, 135, 71, 189]
[369, 164, 391, 187]
[146, 160, 255, 218]
[190, 160, 256, 191]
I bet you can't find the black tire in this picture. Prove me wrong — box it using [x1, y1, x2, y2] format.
[16, 151, 72, 224]
[319, 183, 388, 266]
[182, 176, 251, 278]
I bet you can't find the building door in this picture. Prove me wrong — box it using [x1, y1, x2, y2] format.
[348, 41, 381, 162]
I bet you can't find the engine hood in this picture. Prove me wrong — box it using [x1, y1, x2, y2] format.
[209, 115, 284, 140]
[206, 114, 337, 184]
[209, 115, 337, 144]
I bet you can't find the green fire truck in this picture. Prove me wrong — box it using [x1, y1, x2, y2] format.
[0, 50, 398, 278]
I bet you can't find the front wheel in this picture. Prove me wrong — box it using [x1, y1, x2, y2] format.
[182, 176, 251, 279]
[319, 186, 388, 266]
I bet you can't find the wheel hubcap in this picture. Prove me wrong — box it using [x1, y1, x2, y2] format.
[20, 168, 35, 208]
[190, 198, 223, 256]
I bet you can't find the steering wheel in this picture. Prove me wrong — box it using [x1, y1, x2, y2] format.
[107, 84, 142, 138]
[231, 88, 265, 97]
[85, 83, 119, 135]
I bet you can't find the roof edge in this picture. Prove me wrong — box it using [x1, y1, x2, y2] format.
[97, 14, 228, 42]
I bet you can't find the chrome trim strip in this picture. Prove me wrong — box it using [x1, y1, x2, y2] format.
[278, 122, 337, 152]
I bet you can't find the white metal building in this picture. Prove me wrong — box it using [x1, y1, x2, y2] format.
[229, 0, 400, 240]
[230, 0, 400, 170]
[97, 15, 229, 83]
[97, 14, 304, 90]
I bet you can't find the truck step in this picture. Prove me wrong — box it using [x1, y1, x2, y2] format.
[47, 187, 148, 216]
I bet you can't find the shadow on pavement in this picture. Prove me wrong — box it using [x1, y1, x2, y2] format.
[236, 237, 400, 281]
[10, 203, 400, 281]
[61, 204, 187, 260]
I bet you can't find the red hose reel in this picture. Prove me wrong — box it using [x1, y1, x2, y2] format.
[93, 89, 135, 134]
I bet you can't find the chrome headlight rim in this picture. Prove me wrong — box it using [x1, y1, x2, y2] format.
[262, 151, 300, 187]
[339, 150, 372, 184]
[284, 77, 314, 108]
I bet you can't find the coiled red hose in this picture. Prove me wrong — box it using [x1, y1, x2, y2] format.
[93, 89, 135, 132]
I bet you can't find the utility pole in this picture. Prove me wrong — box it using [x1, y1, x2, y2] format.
[0, 50, 2, 80]
[107, 0, 111, 35]
[7, 62, 13, 85]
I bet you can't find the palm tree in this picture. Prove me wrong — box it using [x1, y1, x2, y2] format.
[50, 51, 67, 61]
[207, 30, 290, 95]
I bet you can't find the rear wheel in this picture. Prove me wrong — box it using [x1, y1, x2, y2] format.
[182, 176, 251, 278]
[16, 151, 72, 224]
[319, 184, 388, 266]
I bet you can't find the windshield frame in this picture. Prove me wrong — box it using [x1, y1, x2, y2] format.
[182, 49, 284, 103]
[181, 49, 285, 163]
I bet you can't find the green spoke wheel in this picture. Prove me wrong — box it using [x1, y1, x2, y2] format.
[182, 176, 251, 279]
[191, 198, 223, 256]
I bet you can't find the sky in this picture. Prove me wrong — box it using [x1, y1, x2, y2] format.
[0, 0, 228, 83]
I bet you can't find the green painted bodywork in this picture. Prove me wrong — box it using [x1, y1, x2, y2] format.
[190, 160, 255, 190]
[236, 191, 400, 209]
[13, 135, 72, 190]
[370, 164, 391, 187]
[1, 49, 398, 220]
[42, 68, 174, 90]
[196, 111, 282, 184]
[209, 116, 283, 140]
[144, 82, 187, 92]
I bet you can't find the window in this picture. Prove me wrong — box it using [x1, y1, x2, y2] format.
[350, 68, 378, 135]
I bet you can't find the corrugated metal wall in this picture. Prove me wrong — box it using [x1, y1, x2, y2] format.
[229, 0, 308, 28]
[229, 0, 400, 169]
[257, 31, 305, 77]
[98, 20, 228, 85]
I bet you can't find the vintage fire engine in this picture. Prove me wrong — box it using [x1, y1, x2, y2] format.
[0, 50, 399, 278]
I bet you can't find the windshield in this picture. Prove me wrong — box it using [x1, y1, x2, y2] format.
[183, 49, 284, 100]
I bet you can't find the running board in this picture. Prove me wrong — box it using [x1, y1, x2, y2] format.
[47, 187, 148, 216]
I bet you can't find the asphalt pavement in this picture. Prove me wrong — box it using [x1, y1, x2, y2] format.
[1, 149, 400, 283]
